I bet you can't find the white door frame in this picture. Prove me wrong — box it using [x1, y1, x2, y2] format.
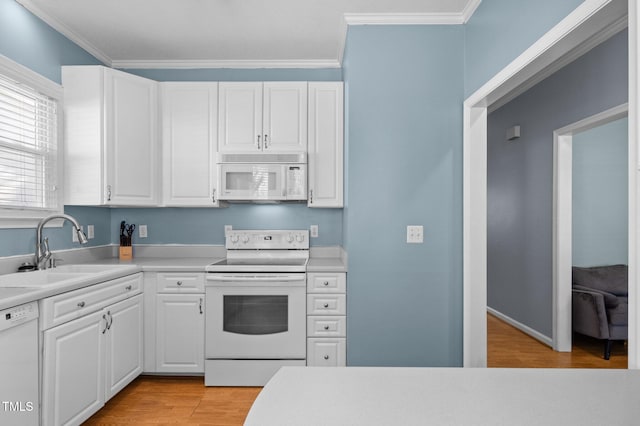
[553, 103, 629, 353]
[463, 0, 636, 367]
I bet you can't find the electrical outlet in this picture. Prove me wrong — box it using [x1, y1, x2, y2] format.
[72, 225, 84, 243]
[139, 225, 148, 238]
[224, 225, 232, 235]
[87, 225, 95, 239]
[406, 225, 424, 244]
[310, 225, 319, 238]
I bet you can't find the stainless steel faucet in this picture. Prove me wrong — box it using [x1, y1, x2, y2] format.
[35, 214, 88, 270]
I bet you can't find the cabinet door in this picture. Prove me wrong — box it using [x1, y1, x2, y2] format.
[156, 294, 205, 373]
[104, 295, 143, 401]
[105, 69, 158, 205]
[308, 82, 344, 207]
[42, 310, 105, 426]
[263, 82, 307, 152]
[161, 83, 221, 206]
[218, 82, 263, 152]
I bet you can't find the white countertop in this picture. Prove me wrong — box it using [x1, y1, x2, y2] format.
[0, 253, 345, 310]
[245, 366, 640, 426]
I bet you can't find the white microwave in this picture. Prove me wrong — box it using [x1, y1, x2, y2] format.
[217, 153, 307, 201]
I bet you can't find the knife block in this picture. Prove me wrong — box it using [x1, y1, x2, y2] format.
[119, 246, 132, 260]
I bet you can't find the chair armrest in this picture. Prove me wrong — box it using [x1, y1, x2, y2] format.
[572, 289, 610, 339]
[572, 285, 619, 308]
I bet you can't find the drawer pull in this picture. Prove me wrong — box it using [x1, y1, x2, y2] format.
[323, 355, 330, 360]
[77, 301, 86, 308]
[125, 285, 132, 291]
[323, 281, 329, 286]
[323, 303, 329, 308]
[324, 325, 330, 330]
[177, 281, 183, 286]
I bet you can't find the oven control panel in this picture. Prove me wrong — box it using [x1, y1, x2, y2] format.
[226, 230, 309, 250]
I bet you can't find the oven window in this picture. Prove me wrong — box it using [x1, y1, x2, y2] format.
[223, 295, 288, 335]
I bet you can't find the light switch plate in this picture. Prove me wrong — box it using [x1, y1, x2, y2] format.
[310, 225, 319, 238]
[139, 225, 148, 238]
[87, 225, 95, 239]
[406, 225, 424, 244]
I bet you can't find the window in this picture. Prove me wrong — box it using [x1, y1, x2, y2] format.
[0, 56, 63, 227]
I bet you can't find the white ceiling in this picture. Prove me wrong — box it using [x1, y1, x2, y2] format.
[17, 0, 480, 69]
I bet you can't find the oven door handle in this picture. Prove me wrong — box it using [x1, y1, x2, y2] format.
[207, 275, 304, 282]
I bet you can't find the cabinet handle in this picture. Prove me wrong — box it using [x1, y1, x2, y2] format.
[323, 355, 330, 360]
[77, 301, 86, 308]
[199, 298, 203, 315]
[102, 314, 108, 334]
[125, 285, 132, 291]
[256, 135, 261, 150]
[323, 281, 329, 286]
[323, 303, 329, 308]
[212, 188, 216, 203]
[177, 281, 183, 286]
[324, 325, 330, 330]
[106, 311, 113, 330]
[309, 189, 313, 204]
[264, 134, 269, 149]
[107, 185, 112, 202]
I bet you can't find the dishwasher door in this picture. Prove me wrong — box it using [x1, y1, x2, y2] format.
[0, 302, 39, 426]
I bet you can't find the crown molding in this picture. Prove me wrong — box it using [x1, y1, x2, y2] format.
[461, 0, 483, 24]
[16, 0, 112, 66]
[111, 59, 341, 70]
[343, 12, 467, 26]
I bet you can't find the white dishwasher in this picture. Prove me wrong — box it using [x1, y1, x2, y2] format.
[0, 301, 39, 426]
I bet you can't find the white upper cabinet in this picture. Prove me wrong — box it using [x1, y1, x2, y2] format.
[218, 82, 307, 153]
[307, 82, 344, 208]
[161, 82, 223, 207]
[62, 66, 158, 206]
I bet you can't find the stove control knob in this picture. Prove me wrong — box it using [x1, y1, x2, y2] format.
[242, 235, 250, 244]
[286, 234, 294, 243]
[295, 234, 305, 243]
[230, 234, 239, 244]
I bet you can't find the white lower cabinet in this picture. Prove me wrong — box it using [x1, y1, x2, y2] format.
[41, 276, 143, 426]
[156, 294, 204, 373]
[306, 272, 346, 367]
[144, 272, 205, 374]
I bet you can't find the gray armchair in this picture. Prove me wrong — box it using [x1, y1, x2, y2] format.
[572, 264, 628, 360]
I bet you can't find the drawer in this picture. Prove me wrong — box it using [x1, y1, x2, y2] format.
[307, 272, 346, 293]
[40, 273, 142, 330]
[307, 316, 346, 337]
[307, 294, 346, 315]
[157, 272, 205, 293]
[307, 338, 346, 367]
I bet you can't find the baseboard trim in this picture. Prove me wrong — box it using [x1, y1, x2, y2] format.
[487, 307, 553, 348]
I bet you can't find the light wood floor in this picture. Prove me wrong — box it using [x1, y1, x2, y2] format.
[84, 315, 627, 425]
[487, 313, 627, 368]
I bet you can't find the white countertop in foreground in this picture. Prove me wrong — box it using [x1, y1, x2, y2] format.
[245, 366, 640, 426]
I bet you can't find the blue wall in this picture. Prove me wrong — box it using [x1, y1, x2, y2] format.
[464, 0, 583, 97]
[572, 117, 628, 267]
[343, 25, 464, 366]
[487, 30, 628, 337]
[111, 205, 342, 247]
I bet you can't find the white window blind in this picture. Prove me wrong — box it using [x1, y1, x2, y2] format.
[0, 73, 58, 211]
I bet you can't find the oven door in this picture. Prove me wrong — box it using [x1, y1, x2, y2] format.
[205, 274, 306, 359]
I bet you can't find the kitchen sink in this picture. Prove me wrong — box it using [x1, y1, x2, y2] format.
[0, 264, 139, 288]
[49, 264, 129, 274]
[0, 271, 86, 288]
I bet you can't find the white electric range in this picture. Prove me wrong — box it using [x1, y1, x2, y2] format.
[204, 230, 309, 386]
